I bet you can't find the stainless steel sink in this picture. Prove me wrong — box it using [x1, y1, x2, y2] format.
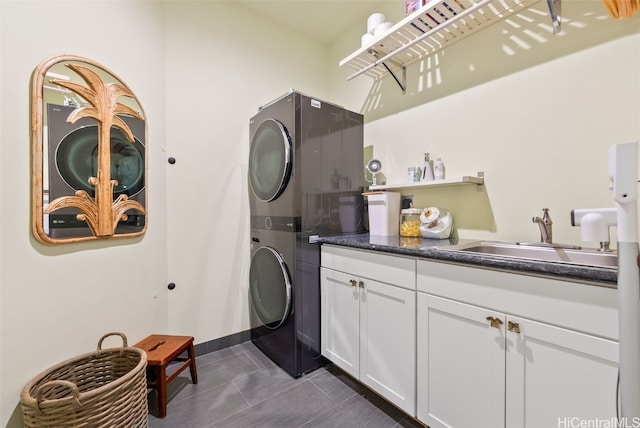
[439, 241, 617, 269]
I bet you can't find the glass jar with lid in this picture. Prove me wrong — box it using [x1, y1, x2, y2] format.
[400, 207, 422, 237]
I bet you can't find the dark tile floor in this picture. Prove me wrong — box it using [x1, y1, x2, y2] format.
[147, 341, 425, 428]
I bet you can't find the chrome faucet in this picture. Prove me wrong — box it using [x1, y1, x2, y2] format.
[532, 208, 553, 243]
[518, 208, 581, 249]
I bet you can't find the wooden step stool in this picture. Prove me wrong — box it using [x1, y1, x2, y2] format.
[134, 334, 198, 418]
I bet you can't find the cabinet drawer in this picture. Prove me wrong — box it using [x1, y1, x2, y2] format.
[417, 259, 619, 340]
[322, 245, 415, 290]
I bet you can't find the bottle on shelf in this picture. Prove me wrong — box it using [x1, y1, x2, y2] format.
[407, 167, 415, 183]
[422, 153, 434, 182]
[413, 166, 422, 182]
[434, 158, 445, 180]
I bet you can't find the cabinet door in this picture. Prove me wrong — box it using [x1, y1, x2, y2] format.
[360, 278, 416, 415]
[417, 294, 506, 428]
[320, 267, 360, 378]
[506, 316, 618, 428]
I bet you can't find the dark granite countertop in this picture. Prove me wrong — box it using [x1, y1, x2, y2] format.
[317, 233, 617, 287]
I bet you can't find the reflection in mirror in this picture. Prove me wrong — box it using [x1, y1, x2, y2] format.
[31, 55, 147, 244]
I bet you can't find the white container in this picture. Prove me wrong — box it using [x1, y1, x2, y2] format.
[367, 192, 401, 236]
[361, 33, 374, 47]
[374, 21, 393, 37]
[367, 13, 386, 33]
[434, 158, 445, 180]
[407, 167, 416, 182]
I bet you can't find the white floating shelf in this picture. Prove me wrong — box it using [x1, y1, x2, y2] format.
[341, 0, 557, 86]
[369, 174, 484, 191]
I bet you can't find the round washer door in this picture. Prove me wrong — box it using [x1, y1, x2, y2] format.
[55, 125, 145, 198]
[249, 246, 292, 329]
[249, 118, 291, 202]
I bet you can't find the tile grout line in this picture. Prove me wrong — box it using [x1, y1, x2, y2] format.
[206, 380, 315, 428]
[242, 348, 267, 370]
[229, 351, 260, 407]
[205, 381, 252, 427]
[157, 350, 265, 410]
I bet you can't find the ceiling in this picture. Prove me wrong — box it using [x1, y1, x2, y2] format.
[234, 0, 389, 45]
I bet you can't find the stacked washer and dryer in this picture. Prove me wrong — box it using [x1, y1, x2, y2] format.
[248, 90, 364, 377]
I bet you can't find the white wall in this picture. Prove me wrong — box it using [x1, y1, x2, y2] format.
[0, 2, 168, 425]
[1, 0, 638, 426]
[162, 1, 329, 340]
[330, 0, 640, 246]
[0, 1, 330, 426]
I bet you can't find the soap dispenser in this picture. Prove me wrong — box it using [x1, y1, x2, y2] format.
[422, 153, 434, 181]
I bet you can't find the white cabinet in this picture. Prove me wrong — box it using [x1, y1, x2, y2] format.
[417, 260, 619, 428]
[360, 276, 416, 411]
[505, 316, 618, 428]
[319, 246, 619, 427]
[417, 294, 505, 428]
[321, 268, 360, 378]
[321, 245, 416, 415]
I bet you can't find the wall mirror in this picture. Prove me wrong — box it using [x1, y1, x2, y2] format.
[31, 54, 147, 244]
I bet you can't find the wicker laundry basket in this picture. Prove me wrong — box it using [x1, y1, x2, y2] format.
[20, 332, 149, 428]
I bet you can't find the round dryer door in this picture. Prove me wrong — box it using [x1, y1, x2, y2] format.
[249, 118, 291, 202]
[249, 246, 292, 329]
[55, 125, 145, 198]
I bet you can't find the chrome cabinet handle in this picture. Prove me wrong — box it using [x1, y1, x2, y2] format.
[486, 316, 503, 329]
[508, 321, 521, 334]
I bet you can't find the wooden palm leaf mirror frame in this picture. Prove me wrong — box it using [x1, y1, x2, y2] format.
[31, 54, 147, 244]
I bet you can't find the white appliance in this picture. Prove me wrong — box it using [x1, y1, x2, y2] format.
[573, 142, 640, 419]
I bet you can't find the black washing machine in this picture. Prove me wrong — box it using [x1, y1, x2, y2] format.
[248, 90, 364, 377]
[249, 227, 324, 377]
[46, 103, 146, 238]
[249, 90, 365, 235]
